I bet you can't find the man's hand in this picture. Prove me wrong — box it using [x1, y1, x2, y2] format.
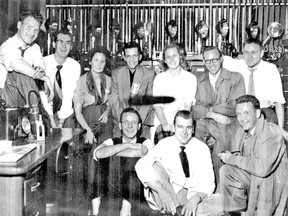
[182, 195, 201, 216]
[98, 110, 109, 123]
[42, 76, 54, 102]
[141, 144, 148, 156]
[218, 151, 232, 164]
[162, 123, 172, 132]
[84, 129, 96, 144]
[158, 189, 178, 214]
[210, 112, 231, 125]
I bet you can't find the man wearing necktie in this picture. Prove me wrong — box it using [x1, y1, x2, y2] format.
[135, 110, 215, 216]
[207, 95, 288, 215]
[223, 38, 285, 128]
[0, 9, 53, 108]
[40, 29, 81, 128]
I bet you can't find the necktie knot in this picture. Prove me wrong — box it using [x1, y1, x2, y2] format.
[19, 47, 28, 57]
[180, 146, 186, 152]
[57, 65, 63, 70]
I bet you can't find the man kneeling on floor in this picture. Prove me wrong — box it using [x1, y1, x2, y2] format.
[135, 110, 215, 216]
[93, 107, 154, 216]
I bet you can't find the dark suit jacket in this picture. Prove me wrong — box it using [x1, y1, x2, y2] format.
[110, 64, 155, 126]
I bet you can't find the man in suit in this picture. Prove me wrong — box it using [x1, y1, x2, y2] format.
[192, 46, 245, 184]
[110, 41, 155, 139]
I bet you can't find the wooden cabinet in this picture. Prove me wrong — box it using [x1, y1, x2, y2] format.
[0, 162, 46, 216]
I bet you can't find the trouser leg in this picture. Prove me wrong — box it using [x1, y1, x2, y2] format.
[219, 164, 250, 212]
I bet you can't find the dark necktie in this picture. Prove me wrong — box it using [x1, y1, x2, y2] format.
[248, 67, 256, 95]
[19, 47, 27, 57]
[53, 65, 63, 114]
[179, 146, 190, 178]
[241, 132, 252, 156]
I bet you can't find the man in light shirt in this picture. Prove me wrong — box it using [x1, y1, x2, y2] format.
[135, 110, 215, 216]
[40, 29, 81, 128]
[223, 38, 285, 128]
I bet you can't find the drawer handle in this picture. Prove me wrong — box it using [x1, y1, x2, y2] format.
[31, 182, 41, 192]
[30, 211, 40, 216]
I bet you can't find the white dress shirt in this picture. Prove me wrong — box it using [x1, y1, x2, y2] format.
[223, 56, 285, 108]
[135, 136, 215, 210]
[41, 54, 80, 119]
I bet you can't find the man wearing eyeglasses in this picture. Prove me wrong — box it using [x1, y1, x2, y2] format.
[40, 29, 80, 128]
[192, 46, 245, 184]
[93, 107, 154, 216]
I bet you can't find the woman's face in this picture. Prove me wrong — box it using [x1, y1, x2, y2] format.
[168, 25, 178, 38]
[220, 22, 229, 37]
[164, 47, 180, 70]
[91, 52, 106, 74]
[199, 24, 209, 39]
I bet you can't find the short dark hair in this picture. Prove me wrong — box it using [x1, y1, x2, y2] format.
[165, 20, 178, 37]
[202, 46, 222, 58]
[236, 95, 260, 110]
[173, 110, 194, 125]
[87, 46, 111, 62]
[215, 18, 228, 35]
[123, 41, 142, 55]
[243, 38, 263, 50]
[55, 29, 73, 42]
[120, 107, 142, 125]
[19, 10, 44, 26]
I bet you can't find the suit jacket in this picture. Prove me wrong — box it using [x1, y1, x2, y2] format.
[110, 64, 155, 126]
[193, 67, 245, 119]
[227, 116, 288, 216]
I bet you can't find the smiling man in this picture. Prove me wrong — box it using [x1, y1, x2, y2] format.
[93, 107, 154, 216]
[211, 94, 288, 215]
[223, 38, 285, 128]
[110, 41, 155, 139]
[40, 29, 80, 128]
[135, 110, 215, 216]
[0, 9, 53, 108]
[192, 46, 245, 184]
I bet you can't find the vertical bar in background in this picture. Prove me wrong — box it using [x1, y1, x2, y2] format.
[161, 6, 165, 51]
[102, 8, 105, 46]
[184, 6, 188, 53]
[212, 7, 217, 46]
[241, 2, 246, 48]
[229, 6, 233, 44]
[84, 8, 87, 52]
[258, 1, 264, 41]
[234, 7, 239, 51]
[156, 7, 160, 51]
[107, 6, 110, 50]
[80, 8, 83, 43]
[128, 7, 132, 42]
[177, 7, 181, 44]
[188, 7, 192, 52]
[122, 7, 125, 43]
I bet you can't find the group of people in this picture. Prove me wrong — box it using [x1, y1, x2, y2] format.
[0, 8, 287, 216]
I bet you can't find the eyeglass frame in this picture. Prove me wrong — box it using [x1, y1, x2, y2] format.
[203, 57, 221, 64]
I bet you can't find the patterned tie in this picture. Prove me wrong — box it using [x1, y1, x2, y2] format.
[179, 146, 190, 178]
[53, 65, 63, 114]
[248, 67, 256, 95]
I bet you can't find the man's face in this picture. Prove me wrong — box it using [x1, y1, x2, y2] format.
[119, 112, 141, 140]
[203, 49, 223, 75]
[243, 43, 264, 68]
[164, 47, 180, 70]
[236, 102, 260, 132]
[123, 47, 141, 70]
[250, 27, 258, 38]
[55, 33, 72, 59]
[137, 26, 145, 39]
[17, 16, 40, 45]
[174, 116, 193, 145]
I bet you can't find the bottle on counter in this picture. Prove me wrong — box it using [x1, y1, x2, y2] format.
[36, 114, 45, 141]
